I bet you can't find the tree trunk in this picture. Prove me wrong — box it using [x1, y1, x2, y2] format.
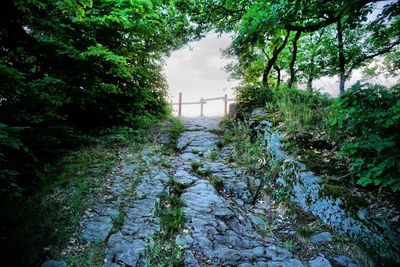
[262, 31, 291, 91]
[307, 76, 313, 91]
[337, 18, 346, 94]
[288, 31, 302, 88]
[274, 64, 281, 88]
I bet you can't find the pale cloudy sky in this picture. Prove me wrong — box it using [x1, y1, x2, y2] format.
[164, 33, 239, 117]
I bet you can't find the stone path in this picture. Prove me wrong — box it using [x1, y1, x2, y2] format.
[42, 117, 367, 267]
[45, 117, 307, 267]
[76, 117, 305, 266]
[172, 117, 303, 266]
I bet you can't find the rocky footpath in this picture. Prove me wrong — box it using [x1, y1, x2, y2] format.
[43, 116, 364, 267]
[171, 118, 303, 266]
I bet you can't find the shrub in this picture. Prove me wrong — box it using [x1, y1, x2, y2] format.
[267, 85, 331, 133]
[235, 82, 269, 107]
[329, 82, 400, 191]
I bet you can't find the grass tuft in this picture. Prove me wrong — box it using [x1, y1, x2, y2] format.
[162, 117, 185, 155]
[210, 176, 224, 193]
[209, 150, 218, 160]
[191, 161, 202, 171]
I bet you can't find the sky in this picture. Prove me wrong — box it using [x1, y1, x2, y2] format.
[163, 33, 239, 117]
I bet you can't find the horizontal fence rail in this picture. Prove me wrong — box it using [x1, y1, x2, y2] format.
[171, 92, 234, 116]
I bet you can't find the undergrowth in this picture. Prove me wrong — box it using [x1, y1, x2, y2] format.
[1, 143, 117, 265]
[65, 243, 106, 267]
[220, 118, 284, 203]
[328, 83, 400, 191]
[265, 85, 331, 133]
[0, 122, 152, 266]
[238, 82, 400, 192]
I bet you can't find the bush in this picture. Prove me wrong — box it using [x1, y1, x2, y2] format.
[329, 82, 400, 191]
[235, 82, 270, 107]
[267, 85, 331, 133]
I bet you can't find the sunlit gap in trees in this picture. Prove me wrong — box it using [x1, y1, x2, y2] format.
[164, 32, 239, 117]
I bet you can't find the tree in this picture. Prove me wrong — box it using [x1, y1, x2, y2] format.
[0, 0, 194, 198]
[180, 0, 400, 93]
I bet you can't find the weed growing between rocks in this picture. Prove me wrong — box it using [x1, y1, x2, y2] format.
[283, 240, 296, 251]
[112, 206, 127, 231]
[191, 161, 212, 177]
[191, 161, 202, 171]
[209, 150, 218, 160]
[147, 239, 184, 267]
[210, 176, 224, 193]
[191, 148, 203, 155]
[297, 224, 319, 238]
[160, 158, 172, 168]
[161, 117, 186, 155]
[195, 168, 213, 177]
[148, 177, 187, 266]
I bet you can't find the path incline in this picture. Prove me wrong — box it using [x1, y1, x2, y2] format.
[171, 117, 303, 266]
[75, 117, 304, 267]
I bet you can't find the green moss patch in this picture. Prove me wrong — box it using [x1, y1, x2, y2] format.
[320, 184, 366, 212]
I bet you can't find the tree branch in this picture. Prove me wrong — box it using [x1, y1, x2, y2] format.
[262, 30, 291, 91]
[346, 40, 400, 77]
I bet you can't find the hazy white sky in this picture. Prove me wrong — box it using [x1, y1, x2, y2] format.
[164, 33, 239, 117]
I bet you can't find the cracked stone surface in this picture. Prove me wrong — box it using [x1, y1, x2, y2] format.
[46, 116, 374, 266]
[79, 145, 170, 267]
[172, 117, 304, 266]
[103, 167, 168, 267]
[81, 163, 134, 243]
[180, 180, 302, 266]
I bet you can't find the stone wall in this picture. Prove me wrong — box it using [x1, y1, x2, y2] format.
[248, 109, 400, 263]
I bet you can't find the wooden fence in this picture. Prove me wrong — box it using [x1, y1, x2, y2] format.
[171, 92, 235, 116]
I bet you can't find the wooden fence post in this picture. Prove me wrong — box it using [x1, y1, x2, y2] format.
[200, 97, 204, 116]
[224, 94, 228, 115]
[178, 92, 182, 117]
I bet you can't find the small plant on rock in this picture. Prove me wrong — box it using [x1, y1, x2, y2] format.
[283, 240, 296, 251]
[209, 150, 218, 160]
[196, 168, 212, 177]
[297, 224, 318, 238]
[210, 176, 224, 193]
[216, 140, 224, 149]
[191, 161, 202, 171]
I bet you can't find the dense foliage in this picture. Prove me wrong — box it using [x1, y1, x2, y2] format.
[0, 0, 194, 198]
[329, 83, 400, 191]
[179, 0, 399, 92]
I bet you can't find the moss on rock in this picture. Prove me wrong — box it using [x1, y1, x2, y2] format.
[320, 184, 366, 212]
